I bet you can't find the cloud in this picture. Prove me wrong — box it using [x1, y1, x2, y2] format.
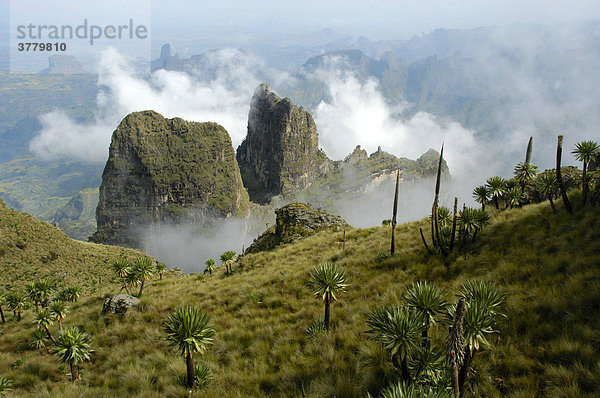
[311, 60, 496, 204]
[29, 47, 278, 162]
[141, 217, 257, 273]
[30, 110, 115, 163]
[463, 22, 600, 170]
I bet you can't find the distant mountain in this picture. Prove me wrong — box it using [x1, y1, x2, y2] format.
[148, 20, 600, 143]
[283, 19, 600, 139]
[0, 72, 97, 151]
[40, 55, 86, 74]
[0, 157, 102, 218]
[0, 73, 100, 234]
[0, 116, 41, 161]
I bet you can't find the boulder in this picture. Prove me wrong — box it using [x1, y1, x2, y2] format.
[102, 294, 141, 315]
[246, 202, 348, 254]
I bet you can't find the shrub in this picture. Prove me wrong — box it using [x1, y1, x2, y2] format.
[306, 317, 326, 339]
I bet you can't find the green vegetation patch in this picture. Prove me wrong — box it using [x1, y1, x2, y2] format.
[0, 197, 145, 294]
[0, 191, 598, 397]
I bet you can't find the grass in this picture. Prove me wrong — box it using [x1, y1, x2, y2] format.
[0, 192, 598, 397]
[0, 198, 146, 294]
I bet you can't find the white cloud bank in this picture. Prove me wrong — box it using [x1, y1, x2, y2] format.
[313, 67, 486, 178]
[30, 47, 265, 162]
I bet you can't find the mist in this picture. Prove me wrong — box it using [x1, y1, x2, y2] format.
[140, 217, 259, 273]
[473, 22, 600, 171]
[311, 59, 494, 185]
[150, 0, 600, 40]
[29, 47, 275, 161]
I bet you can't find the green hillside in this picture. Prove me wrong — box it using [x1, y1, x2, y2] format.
[0, 198, 145, 294]
[0, 190, 598, 397]
[0, 73, 97, 138]
[0, 158, 101, 235]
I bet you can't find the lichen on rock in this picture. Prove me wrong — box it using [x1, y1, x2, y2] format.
[101, 294, 141, 315]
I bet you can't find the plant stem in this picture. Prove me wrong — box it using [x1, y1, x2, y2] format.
[391, 170, 399, 255]
[556, 135, 573, 214]
[324, 294, 330, 331]
[186, 350, 195, 389]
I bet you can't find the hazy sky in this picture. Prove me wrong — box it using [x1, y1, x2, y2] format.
[151, 0, 600, 38]
[8, 0, 599, 39]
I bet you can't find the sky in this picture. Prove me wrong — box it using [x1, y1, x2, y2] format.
[6, 0, 600, 40]
[149, 0, 600, 38]
[6, 0, 600, 69]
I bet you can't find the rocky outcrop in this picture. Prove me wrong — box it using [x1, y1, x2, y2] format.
[237, 84, 331, 202]
[101, 294, 141, 315]
[344, 145, 369, 164]
[91, 110, 249, 247]
[416, 148, 450, 177]
[298, 146, 449, 202]
[245, 202, 347, 254]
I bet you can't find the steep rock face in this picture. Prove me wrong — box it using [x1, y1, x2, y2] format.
[245, 202, 347, 254]
[237, 83, 331, 202]
[91, 110, 249, 247]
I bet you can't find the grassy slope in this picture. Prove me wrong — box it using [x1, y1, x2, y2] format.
[0, 158, 102, 223]
[0, 198, 145, 294]
[52, 188, 99, 241]
[0, 195, 598, 397]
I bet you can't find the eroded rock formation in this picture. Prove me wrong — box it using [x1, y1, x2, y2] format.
[237, 83, 331, 202]
[245, 202, 347, 254]
[91, 110, 249, 247]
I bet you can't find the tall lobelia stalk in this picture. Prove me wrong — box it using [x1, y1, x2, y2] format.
[420, 145, 451, 256]
[390, 170, 400, 255]
[449, 197, 458, 252]
[447, 298, 466, 398]
[433, 145, 444, 248]
[556, 135, 573, 214]
[525, 136, 533, 164]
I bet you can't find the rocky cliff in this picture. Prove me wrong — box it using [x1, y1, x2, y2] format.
[295, 145, 449, 203]
[236, 83, 331, 203]
[91, 111, 249, 247]
[245, 202, 347, 254]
